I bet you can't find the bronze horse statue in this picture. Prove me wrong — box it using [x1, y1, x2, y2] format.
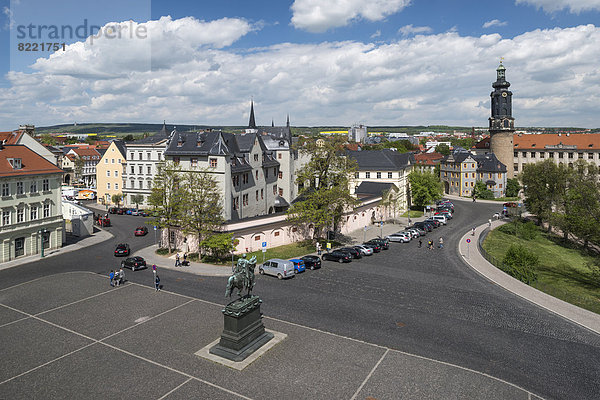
[225, 255, 257, 297]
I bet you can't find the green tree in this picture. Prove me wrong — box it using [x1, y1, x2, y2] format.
[180, 169, 225, 257]
[287, 135, 359, 238]
[73, 157, 84, 183]
[39, 134, 57, 146]
[130, 194, 145, 210]
[505, 178, 521, 197]
[111, 193, 123, 207]
[435, 143, 450, 156]
[408, 170, 443, 207]
[123, 134, 135, 142]
[502, 244, 539, 284]
[473, 181, 494, 200]
[200, 232, 235, 260]
[148, 161, 184, 254]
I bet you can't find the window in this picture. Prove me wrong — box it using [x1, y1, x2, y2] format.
[558, 152, 563, 158]
[274, 231, 280, 237]
[499, 184, 503, 188]
[254, 154, 258, 162]
[255, 170, 259, 180]
[278, 153, 282, 159]
[578, 153, 584, 159]
[130, 165, 135, 174]
[540, 152, 545, 158]
[43, 203, 50, 218]
[355, 172, 359, 179]
[243, 194, 248, 206]
[514, 163, 519, 172]
[147, 152, 151, 160]
[522, 152, 527, 157]
[130, 179, 135, 189]
[139, 179, 143, 189]
[17, 208, 24, 223]
[30, 206, 38, 220]
[279, 188, 283, 196]
[115, 170, 119, 177]
[138, 165, 143, 174]
[191, 158, 198, 167]
[273, 184, 277, 195]
[115, 183, 119, 190]
[549, 152, 554, 158]
[261, 189, 264, 199]
[147, 165, 151, 174]
[376, 172, 381, 179]
[2, 210, 10, 225]
[43, 179, 49, 191]
[265, 169, 269, 178]
[472, 173, 475, 178]
[498, 173, 502, 178]
[255, 235, 261, 241]
[139, 152, 143, 160]
[531, 152, 536, 158]
[365, 172, 370, 178]
[107, 183, 111, 190]
[589, 153, 594, 159]
[256, 190, 259, 201]
[568, 152, 574, 159]
[15, 237, 24, 257]
[233, 197, 239, 210]
[210, 158, 217, 168]
[388, 172, 392, 179]
[105, 159, 108, 164]
[30, 181, 37, 193]
[278, 171, 283, 179]
[107, 170, 111, 177]
[514, 151, 518, 157]
[16, 182, 24, 195]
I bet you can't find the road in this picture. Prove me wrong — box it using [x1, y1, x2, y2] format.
[1, 200, 599, 399]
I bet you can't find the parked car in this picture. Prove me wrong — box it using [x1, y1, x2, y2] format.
[125, 208, 133, 215]
[408, 229, 421, 238]
[108, 207, 118, 214]
[114, 243, 130, 257]
[116, 208, 125, 215]
[259, 259, 295, 279]
[134, 226, 148, 236]
[386, 233, 410, 243]
[139, 211, 149, 217]
[340, 247, 362, 259]
[367, 238, 389, 250]
[131, 209, 140, 216]
[432, 215, 447, 225]
[289, 258, 306, 273]
[424, 219, 440, 228]
[399, 231, 414, 239]
[121, 256, 146, 271]
[322, 250, 352, 263]
[300, 255, 322, 270]
[353, 245, 373, 256]
[362, 242, 381, 253]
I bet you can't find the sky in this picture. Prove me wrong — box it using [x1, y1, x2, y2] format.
[0, 0, 599, 129]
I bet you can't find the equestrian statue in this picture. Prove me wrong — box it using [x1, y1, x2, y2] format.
[225, 254, 257, 298]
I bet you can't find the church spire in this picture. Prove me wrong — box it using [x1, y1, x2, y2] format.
[248, 100, 257, 129]
[286, 114, 290, 127]
[271, 119, 274, 127]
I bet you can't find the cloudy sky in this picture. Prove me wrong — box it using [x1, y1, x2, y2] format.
[1, 0, 599, 129]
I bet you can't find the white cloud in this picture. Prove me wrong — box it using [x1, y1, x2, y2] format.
[515, 0, 600, 13]
[398, 24, 433, 36]
[291, 0, 411, 33]
[483, 19, 508, 29]
[1, 19, 600, 128]
[371, 29, 382, 39]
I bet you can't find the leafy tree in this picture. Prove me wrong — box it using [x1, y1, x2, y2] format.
[180, 170, 225, 257]
[408, 170, 443, 207]
[505, 178, 521, 197]
[111, 193, 123, 207]
[473, 181, 494, 200]
[435, 143, 451, 156]
[130, 194, 145, 210]
[287, 135, 359, 238]
[502, 244, 539, 284]
[39, 134, 57, 145]
[449, 137, 476, 150]
[123, 134, 135, 142]
[73, 157, 84, 183]
[200, 232, 235, 260]
[148, 161, 184, 254]
[84, 136, 96, 144]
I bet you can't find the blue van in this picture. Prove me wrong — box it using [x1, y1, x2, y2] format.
[289, 258, 306, 274]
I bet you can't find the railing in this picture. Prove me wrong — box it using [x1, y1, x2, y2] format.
[477, 226, 514, 276]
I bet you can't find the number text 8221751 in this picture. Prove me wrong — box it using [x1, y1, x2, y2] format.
[17, 43, 66, 51]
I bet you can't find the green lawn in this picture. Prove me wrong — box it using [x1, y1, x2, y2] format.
[483, 228, 600, 314]
[400, 210, 424, 218]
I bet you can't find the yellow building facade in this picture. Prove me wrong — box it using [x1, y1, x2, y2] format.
[96, 141, 127, 207]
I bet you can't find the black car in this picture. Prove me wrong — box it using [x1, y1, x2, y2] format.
[121, 256, 146, 271]
[425, 219, 441, 228]
[322, 250, 352, 263]
[114, 243, 130, 257]
[367, 238, 389, 250]
[362, 242, 381, 253]
[414, 222, 434, 232]
[108, 207, 118, 214]
[300, 255, 322, 270]
[340, 247, 362, 259]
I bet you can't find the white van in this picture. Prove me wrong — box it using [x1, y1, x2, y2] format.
[259, 258, 295, 280]
[432, 215, 447, 225]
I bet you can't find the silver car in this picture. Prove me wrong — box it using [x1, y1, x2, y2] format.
[259, 258, 295, 280]
[408, 229, 421, 238]
[354, 244, 374, 256]
[385, 233, 411, 243]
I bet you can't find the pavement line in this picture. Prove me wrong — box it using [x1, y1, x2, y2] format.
[157, 377, 193, 400]
[350, 348, 389, 400]
[0, 315, 30, 329]
[99, 341, 254, 400]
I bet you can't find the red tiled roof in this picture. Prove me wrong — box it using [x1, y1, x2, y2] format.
[473, 136, 491, 149]
[68, 147, 101, 158]
[0, 144, 63, 177]
[414, 152, 444, 165]
[0, 131, 24, 145]
[514, 133, 600, 150]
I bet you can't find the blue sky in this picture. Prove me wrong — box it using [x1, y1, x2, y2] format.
[1, 0, 599, 128]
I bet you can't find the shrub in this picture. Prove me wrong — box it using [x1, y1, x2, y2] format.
[518, 221, 538, 240]
[498, 221, 517, 235]
[502, 244, 539, 284]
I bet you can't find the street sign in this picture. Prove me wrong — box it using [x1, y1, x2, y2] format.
[466, 238, 471, 243]
[153, 226, 157, 231]
[262, 248, 266, 253]
[262, 241, 267, 248]
[326, 242, 331, 249]
[380, 221, 383, 227]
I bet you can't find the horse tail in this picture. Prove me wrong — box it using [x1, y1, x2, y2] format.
[225, 275, 233, 297]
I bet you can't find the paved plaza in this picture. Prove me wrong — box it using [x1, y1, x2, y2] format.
[1, 272, 541, 399]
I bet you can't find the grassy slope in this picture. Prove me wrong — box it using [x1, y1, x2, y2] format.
[483, 228, 600, 314]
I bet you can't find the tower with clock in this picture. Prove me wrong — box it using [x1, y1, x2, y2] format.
[489, 61, 515, 178]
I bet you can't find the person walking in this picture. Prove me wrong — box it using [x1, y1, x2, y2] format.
[109, 270, 115, 287]
[438, 237, 444, 249]
[471, 227, 476, 236]
[119, 267, 125, 284]
[183, 252, 187, 265]
[428, 240, 433, 250]
[155, 275, 160, 291]
[488, 219, 492, 228]
[114, 269, 120, 286]
[418, 238, 422, 248]
[175, 253, 180, 267]
[317, 242, 322, 256]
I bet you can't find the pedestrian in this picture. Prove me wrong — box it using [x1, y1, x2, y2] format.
[114, 269, 120, 286]
[471, 227, 475, 236]
[155, 275, 160, 291]
[418, 238, 422, 248]
[317, 242, 322, 256]
[175, 253, 180, 267]
[428, 240, 433, 250]
[109, 270, 115, 287]
[119, 267, 125, 284]
[488, 219, 492, 228]
[183, 252, 187, 263]
[438, 237, 444, 249]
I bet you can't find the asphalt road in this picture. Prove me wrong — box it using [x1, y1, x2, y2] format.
[1, 200, 599, 399]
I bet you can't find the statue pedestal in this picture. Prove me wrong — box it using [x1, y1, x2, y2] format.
[209, 295, 274, 362]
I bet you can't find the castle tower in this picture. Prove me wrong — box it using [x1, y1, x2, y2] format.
[489, 61, 515, 178]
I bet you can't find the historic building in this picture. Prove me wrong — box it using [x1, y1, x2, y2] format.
[96, 140, 127, 206]
[441, 149, 506, 198]
[0, 144, 64, 262]
[489, 61, 515, 178]
[0, 127, 58, 166]
[414, 152, 444, 173]
[65, 147, 101, 188]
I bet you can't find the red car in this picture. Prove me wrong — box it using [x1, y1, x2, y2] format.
[134, 226, 148, 236]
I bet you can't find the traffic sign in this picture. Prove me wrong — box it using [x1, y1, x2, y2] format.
[153, 226, 157, 231]
[466, 238, 471, 243]
[262, 241, 267, 248]
[262, 248, 267, 253]
[326, 242, 331, 249]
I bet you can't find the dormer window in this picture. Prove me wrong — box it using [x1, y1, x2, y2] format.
[8, 158, 22, 169]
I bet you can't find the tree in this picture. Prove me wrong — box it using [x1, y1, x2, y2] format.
[148, 161, 184, 254]
[435, 143, 450, 156]
[74, 157, 84, 183]
[473, 181, 494, 200]
[40, 134, 57, 146]
[130, 194, 145, 210]
[287, 135, 359, 238]
[111, 193, 123, 207]
[408, 170, 443, 207]
[200, 232, 235, 260]
[180, 169, 225, 257]
[505, 178, 521, 198]
[123, 134, 135, 142]
[502, 244, 539, 284]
